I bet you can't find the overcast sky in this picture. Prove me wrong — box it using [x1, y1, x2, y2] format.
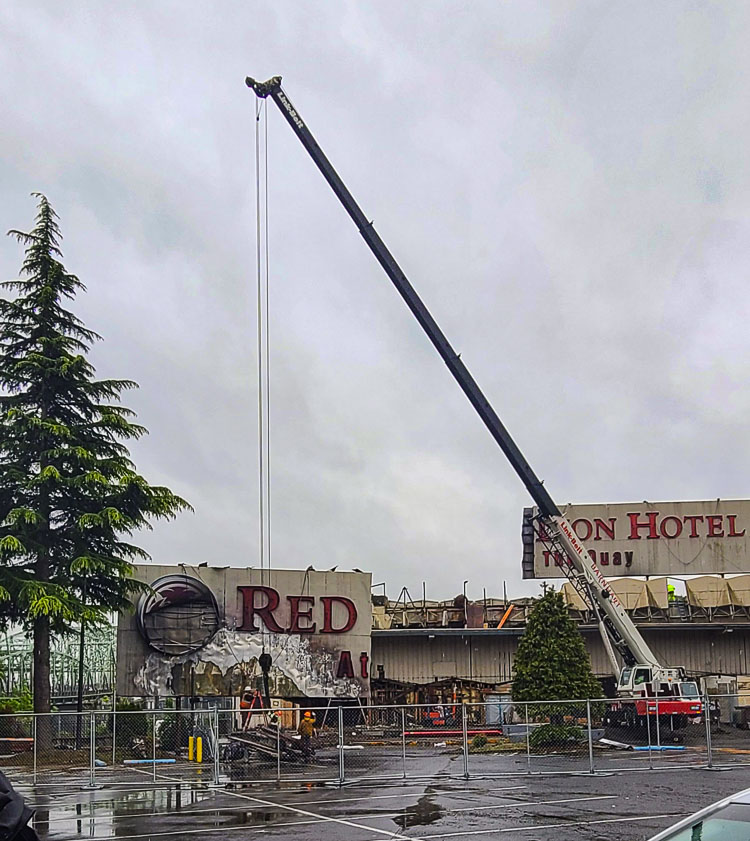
[2, 1, 749, 601]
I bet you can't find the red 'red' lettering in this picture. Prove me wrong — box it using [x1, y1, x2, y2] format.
[628, 512, 659, 540]
[287, 595, 316, 633]
[573, 518, 593, 541]
[707, 515, 724, 537]
[660, 516, 683, 539]
[359, 652, 369, 679]
[594, 518, 616, 541]
[728, 515, 746, 537]
[612, 552, 622, 565]
[683, 515, 704, 538]
[321, 596, 358, 633]
[238, 586, 285, 633]
[599, 552, 610, 565]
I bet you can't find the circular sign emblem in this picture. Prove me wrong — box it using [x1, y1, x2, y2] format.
[136, 574, 220, 656]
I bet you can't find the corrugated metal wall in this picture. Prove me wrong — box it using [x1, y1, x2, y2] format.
[371, 627, 750, 684]
[371, 634, 520, 684]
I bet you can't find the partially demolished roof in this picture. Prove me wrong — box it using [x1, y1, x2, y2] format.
[378, 575, 750, 629]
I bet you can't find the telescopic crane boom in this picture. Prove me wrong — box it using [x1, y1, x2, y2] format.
[246, 76, 700, 710]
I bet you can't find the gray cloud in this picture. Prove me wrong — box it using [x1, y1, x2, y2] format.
[2, 1, 749, 601]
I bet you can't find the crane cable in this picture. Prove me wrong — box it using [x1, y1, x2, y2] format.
[256, 100, 298, 702]
[255, 99, 272, 637]
[264, 99, 272, 591]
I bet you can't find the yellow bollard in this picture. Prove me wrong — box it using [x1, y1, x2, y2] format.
[188, 736, 194, 761]
[196, 736, 203, 764]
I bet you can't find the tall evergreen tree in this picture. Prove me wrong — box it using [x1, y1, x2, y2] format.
[0, 194, 190, 719]
[512, 588, 602, 707]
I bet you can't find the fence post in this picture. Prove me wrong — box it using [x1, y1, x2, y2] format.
[586, 700, 594, 774]
[655, 696, 661, 754]
[152, 711, 157, 782]
[400, 706, 407, 780]
[461, 702, 469, 779]
[32, 716, 37, 785]
[337, 706, 345, 787]
[276, 718, 281, 783]
[525, 703, 531, 775]
[89, 711, 96, 788]
[704, 693, 713, 769]
[213, 708, 220, 786]
[111, 700, 116, 767]
[646, 698, 653, 770]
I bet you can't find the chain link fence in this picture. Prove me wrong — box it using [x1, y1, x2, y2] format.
[1, 693, 749, 790]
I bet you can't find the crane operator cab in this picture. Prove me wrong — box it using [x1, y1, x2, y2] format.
[618, 664, 699, 701]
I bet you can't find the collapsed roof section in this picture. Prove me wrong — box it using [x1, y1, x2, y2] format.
[376, 575, 750, 630]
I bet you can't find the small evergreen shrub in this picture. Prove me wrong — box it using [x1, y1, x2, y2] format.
[529, 724, 585, 748]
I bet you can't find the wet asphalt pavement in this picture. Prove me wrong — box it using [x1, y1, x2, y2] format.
[14, 745, 750, 840]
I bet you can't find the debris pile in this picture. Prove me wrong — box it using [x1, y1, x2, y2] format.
[227, 727, 306, 762]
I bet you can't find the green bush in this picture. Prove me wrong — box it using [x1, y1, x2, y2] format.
[471, 734, 488, 749]
[529, 724, 585, 748]
[0, 692, 33, 714]
[0, 692, 34, 738]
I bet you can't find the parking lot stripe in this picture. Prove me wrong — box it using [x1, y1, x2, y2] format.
[218, 789, 404, 838]
[435, 794, 615, 815]
[296, 785, 527, 807]
[413, 812, 684, 839]
[127, 764, 198, 785]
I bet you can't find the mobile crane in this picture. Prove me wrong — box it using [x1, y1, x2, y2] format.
[246, 76, 702, 726]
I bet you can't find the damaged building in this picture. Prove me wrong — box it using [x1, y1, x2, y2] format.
[116, 565, 372, 704]
[371, 576, 750, 703]
[117, 564, 750, 709]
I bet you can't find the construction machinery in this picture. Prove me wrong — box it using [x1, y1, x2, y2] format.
[245, 76, 701, 724]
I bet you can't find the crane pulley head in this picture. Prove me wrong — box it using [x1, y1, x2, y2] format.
[246, 76, 283, 98]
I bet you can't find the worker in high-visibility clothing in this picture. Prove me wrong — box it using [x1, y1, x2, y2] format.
[240, 685, 255, 730]
[297, 710, 316, 759]
[668, 583, 676, 603]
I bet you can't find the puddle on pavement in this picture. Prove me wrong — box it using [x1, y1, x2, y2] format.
[227, 779, 327, 792]
[393, 795, 444, 829]
[227, 808, 286, 825]
[108, 786, 214, 816]
[111, 806, 288, 836]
